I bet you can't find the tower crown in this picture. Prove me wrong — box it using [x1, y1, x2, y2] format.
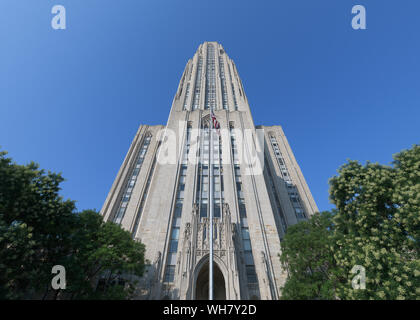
[174, 42, 246, 112]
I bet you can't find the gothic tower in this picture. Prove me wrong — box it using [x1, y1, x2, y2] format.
[101, 42, 318, 300]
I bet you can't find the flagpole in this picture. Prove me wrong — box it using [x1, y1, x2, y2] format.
[209, 107, 214, 301]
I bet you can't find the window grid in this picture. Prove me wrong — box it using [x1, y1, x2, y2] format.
[196, 122, 224, 218]
[163, 126, 191, 283]
[205, 44, 216, 110]
[192, 56, 203, 110]
[264, 158, 287, 233]
[218, 56, 228, 110]
[227, 63, 238, 110]
[114, 135, 151, 224]
[269, 135, 306, 221]
[231, 127, 260, 290]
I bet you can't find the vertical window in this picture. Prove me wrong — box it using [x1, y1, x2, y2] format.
[269, 135, 306, 221]
[163, 126, 190, 283]
[205, 44, 216, 110]
[196, 120, 224, 219]
[192, 56, 203, 110]
[114, 134, 152, 225]
[131, 146, 159, 238]
[183, 83, 191, 110]
[218, 55, 228, 110]
[264, 158, 287, 233]
[246, 266, 258, 284]
[230, 126, 260, 292]
[228, 64, 238, 110]
[164, 266, 175, 283]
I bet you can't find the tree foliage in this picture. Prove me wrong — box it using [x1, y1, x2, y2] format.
[280, 211, 340, 299]
[62, 210, 146, 300]
[0, 150, 145, 299]
[280, 145, 420, 300]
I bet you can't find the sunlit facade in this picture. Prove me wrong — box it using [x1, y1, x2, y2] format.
[101, 42, 318, 300]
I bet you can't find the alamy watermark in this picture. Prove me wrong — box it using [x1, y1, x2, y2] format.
[351, 265, 366, 290]
[51, 5, 367, 31]
[51, 5, 66, 30]
[51, 265, 66, 290]
[155, 125, 265, 176]
[352, 5, 367, 30]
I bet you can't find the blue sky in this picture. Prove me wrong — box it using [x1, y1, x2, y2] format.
[0, 1, 419, 212]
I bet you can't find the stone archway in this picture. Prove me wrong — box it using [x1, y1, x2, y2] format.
[195, 261, 226, 300]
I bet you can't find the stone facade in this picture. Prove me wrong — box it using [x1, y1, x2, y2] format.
[100, 42, 318, 300]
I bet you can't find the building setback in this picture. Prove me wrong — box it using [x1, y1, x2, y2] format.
[101, 42, 318, 300]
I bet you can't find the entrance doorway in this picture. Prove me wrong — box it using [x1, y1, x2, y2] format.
[195, 261, 226, 300]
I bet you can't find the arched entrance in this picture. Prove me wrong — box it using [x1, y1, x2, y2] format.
[195, 261, 226, 300]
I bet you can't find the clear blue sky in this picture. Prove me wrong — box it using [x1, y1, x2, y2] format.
[0, 1, 419, 212]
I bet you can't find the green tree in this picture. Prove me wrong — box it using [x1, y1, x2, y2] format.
[0, 150, 76, 299]
[280, 145, 419, 300]
[0, 150, 146, 300]
[280, 211, 340, 299]
[63, 210, 146, 300]
[329, 145, 419, 300]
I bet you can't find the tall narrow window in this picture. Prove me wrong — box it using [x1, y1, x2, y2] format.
[114, 134, 152, 225]
[163, 125, 191, 283]
[264, 158, 287, 233]
[131, 145, 159, 238]
[205, 44, 216, 110]
[228, 63, 238, 110]
[196, 120, 224, 218]
[218, 55, 228, 110]
[230, 126, 260, 298]
[192, 56, 203, 110]
[269, 135, 306, 221]
[182, 83, 190, 111]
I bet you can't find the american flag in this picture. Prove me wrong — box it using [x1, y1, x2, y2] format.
[210, 109, 220, 135]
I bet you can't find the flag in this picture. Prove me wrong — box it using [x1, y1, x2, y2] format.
[210, 109, 220, 135]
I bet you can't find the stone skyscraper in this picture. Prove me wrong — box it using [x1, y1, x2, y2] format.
[101, 42, 318, 300]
